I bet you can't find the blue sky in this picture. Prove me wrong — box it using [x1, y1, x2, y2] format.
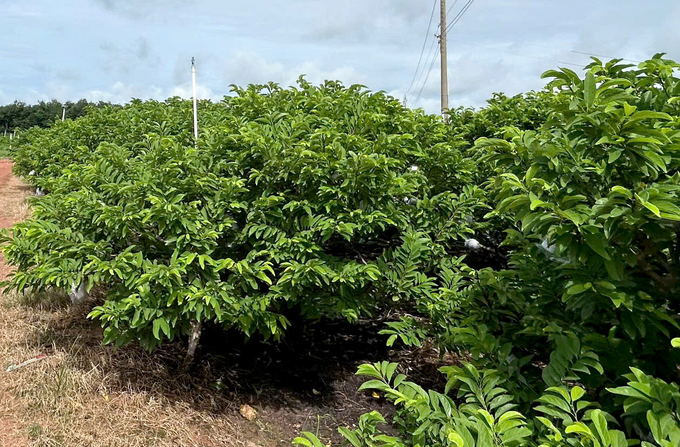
[0, 0, 678, 113]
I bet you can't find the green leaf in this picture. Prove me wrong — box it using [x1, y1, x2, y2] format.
[584, 71, 596, 108]
[567, 283, 591, 295]
[152, 318, 162, 340]
[642, 200, 662, 217]
[611, 186, 632, 199]
[570, 386, 586, 401]
[338, 428, 362, 447]
[447, 432, 465, 447]
[591, 410, 611, 447]
[608, 149, 624, 163]
[565, 422, 593, 437]
[583, 231, 611, 260]
[623, 102, 637, 116]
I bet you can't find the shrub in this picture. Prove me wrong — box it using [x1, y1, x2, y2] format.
[296, 358, 680, 447]
[3, 79, 483, 352]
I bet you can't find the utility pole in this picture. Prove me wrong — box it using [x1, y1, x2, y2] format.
[440, 0, 449, 121]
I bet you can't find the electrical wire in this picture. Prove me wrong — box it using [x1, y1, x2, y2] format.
[570, 50, 642, 63]
[460, 42, 585, 68]
[446, 0, 476, 33]
[414, 42, 441, 105]
[411, 0, 473, 106]
[404, 0, 438, 99]
[522, 42, 642, 64]
[408, 35, 439, 105]
[446, 0, 461, 15]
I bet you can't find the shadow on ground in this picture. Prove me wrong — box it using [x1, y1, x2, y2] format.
[15, 290, 458, 446]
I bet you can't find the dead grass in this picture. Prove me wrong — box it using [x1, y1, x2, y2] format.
[0, 288, 407, 447]
[0, 288, 458, 447]
[0, 290, 264, 447]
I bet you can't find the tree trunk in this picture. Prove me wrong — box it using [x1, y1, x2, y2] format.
[182, 320, 202, 372]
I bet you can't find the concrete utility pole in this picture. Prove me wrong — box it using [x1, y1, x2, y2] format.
[440, 0, 449, 121]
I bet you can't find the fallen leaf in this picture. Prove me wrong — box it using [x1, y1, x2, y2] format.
[239, 403, 257, 421]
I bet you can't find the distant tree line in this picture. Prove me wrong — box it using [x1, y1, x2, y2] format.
[0, 99, 118, 134]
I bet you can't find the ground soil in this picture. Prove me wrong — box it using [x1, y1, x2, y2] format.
[0, 162, 459, 447]
[0, 159, 31, 446]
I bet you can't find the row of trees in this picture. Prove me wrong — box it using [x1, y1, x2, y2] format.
[0, 99, 116, 133]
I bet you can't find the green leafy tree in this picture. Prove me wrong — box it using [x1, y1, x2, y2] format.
[3, 80, 483, 359]
[368, 55, 680, 412]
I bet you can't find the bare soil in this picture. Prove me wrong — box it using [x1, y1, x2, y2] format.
[0, 162, 459, 447]
[0, 159, 32, 447]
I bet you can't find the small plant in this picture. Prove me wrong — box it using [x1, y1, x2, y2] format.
[297, 361, 680, 446]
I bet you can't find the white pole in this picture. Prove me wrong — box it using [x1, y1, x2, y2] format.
[62, 107, 66, 122]
[192, 57, 198, 147]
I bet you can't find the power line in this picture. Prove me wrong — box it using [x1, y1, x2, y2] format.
[414, 42, 441, 106]
[409, 36, 439, 104]
[522, 42, 642, 64]
[459, 42, 585, 68]
[446, 0, 476, 33]
[570, 50, 642, 64]
[405, 0, 439, 99]
[446, 0, 461, 15]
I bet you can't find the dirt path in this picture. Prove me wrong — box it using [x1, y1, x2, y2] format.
[0, 160, 31, 281]
[0, 160, 23, 229]
[0, 160, 31, 446]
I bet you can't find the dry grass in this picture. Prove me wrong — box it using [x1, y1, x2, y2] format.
[0, 290, 279, 447]
[0, 287, 405, 447]
[0, 287, 423, 447]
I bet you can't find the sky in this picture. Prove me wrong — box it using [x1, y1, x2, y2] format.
[0, 0, 679, 114]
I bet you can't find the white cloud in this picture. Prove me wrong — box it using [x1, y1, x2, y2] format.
[4, 2, 43, 17]
[99, 38, 162, 75]
[224, 52, 367, 89]
[84, 82, 165, 103]
[79, 81, 216, 104]
[2, 0, 680, 116]
[305, 0, 429, 43]
[169, 83, 215, 100]
[90, 0, 192, 20]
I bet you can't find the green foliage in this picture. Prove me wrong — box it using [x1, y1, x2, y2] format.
[297, 55, 680, 445]
[7, 54, 680, 446]
[0, 98, 115, 133]
[4, 79, 484, 351]
[0, 135, 10, 158]
[448, 91, 559, 142]
[393, 54, 680, 408]
[301, 361, 680, 446]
